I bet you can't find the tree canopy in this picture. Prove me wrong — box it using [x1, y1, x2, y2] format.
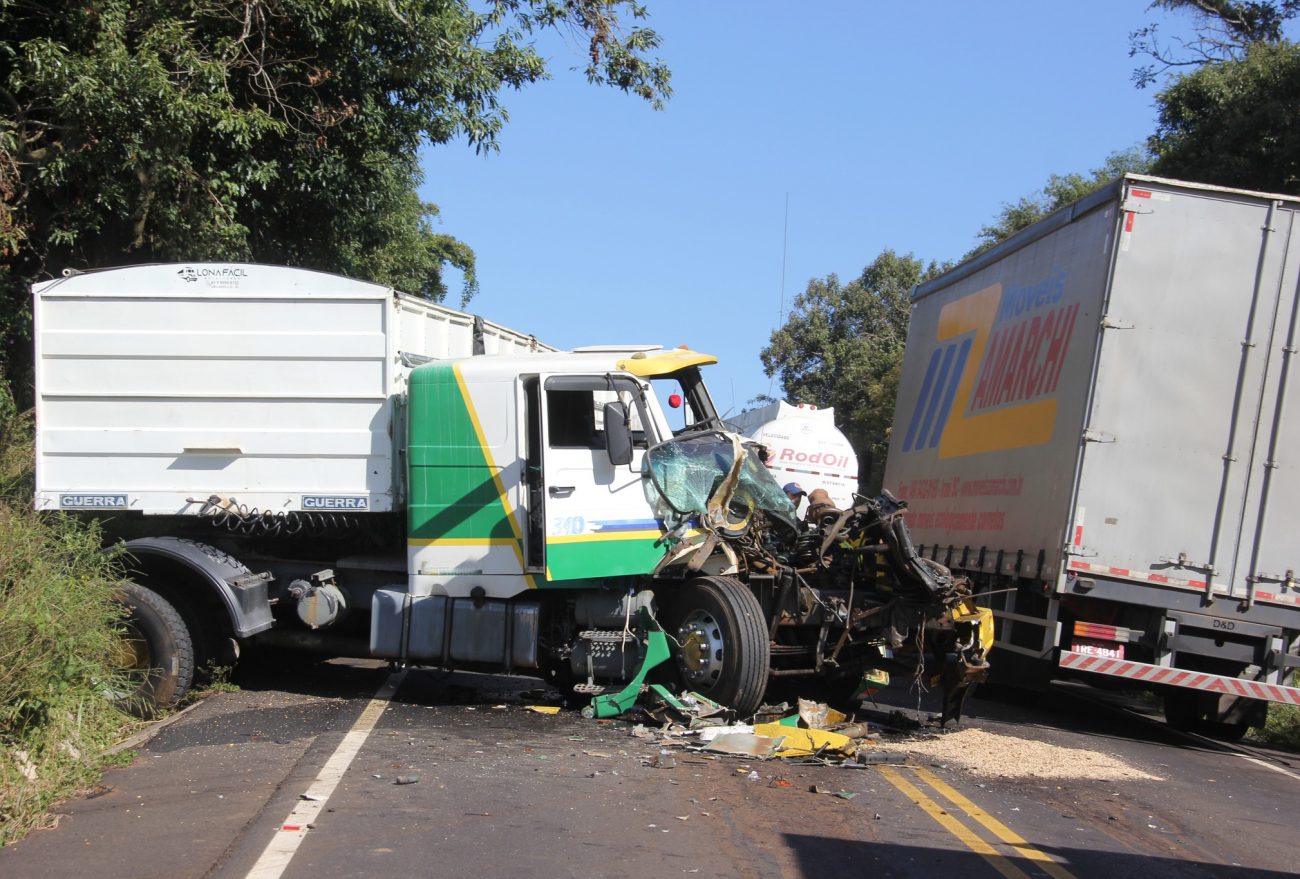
[1129, 0, 1300, 194]
[0, 0, 670, 396]
[1131, 0, 1299, 85]
[1151, 39, 1300, 193]
[760, 251, 947, 493]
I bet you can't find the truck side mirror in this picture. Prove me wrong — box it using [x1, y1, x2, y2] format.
[603, 401, 634, 466]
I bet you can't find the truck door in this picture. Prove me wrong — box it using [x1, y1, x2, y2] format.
[538, 374, 659, 581]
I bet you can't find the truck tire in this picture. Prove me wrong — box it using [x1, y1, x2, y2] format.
[1162, 687, 1255, 741]
[1161, 687, 1201, 732]
[662, 576, 770, 717]
[114, 582, 195, 716]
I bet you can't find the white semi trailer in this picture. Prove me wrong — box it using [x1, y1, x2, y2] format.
[884, 175, 1300, 736]
[35, 263, 991, 719]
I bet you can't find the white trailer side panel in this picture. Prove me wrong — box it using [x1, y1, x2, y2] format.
[883, 193, 1115, 582]
[885, 177, 1300, 613]
[34, 263, 551, 515]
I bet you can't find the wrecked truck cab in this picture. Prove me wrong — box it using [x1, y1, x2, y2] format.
[629, 421, 994, 722]
[639, 428, 994, 723]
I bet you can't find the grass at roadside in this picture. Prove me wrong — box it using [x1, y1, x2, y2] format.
[1248, 703, 1300, 751]
[0, 384, 134, 846]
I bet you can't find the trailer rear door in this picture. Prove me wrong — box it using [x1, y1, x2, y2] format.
[1073, 181, 1300, 609]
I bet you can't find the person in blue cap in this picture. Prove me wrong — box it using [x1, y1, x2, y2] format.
[783, 482, 806, 510]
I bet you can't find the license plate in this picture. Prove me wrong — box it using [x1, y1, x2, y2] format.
[1074, 637, 1124, 659]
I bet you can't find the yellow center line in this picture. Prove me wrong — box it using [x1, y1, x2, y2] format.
[912, 766, 1079, 879]
[875, 765, 1032, 879]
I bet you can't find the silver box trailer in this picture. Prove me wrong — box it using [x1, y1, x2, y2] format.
[34, 263, 552, 516]
[883, 175, 1300, 732]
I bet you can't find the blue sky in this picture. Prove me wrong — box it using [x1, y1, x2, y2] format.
[420, 1, 1208, 416]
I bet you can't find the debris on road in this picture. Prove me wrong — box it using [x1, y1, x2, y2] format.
[806, 785, 856, 799]
[601, 695, 908, 770]
[558, 683, 1157, 785]
[695, 724, 756, 742]
[751, 724, 855, 759]
[796, 698, 847, 730]
[650, 750, 676, 769]
[864, 727, 1163, 780]
[702, 733, 785, 759]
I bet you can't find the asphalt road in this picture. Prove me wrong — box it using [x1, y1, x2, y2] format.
[3, 658, 1297, 879]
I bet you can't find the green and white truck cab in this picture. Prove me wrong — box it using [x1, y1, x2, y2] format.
[370, 345, 787, 705]
[402, 346, 722, 598]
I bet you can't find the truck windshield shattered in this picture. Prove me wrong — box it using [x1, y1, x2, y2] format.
[642, 430, 797, 534]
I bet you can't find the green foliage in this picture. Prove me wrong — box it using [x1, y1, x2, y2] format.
[0, 0, 671, 400]
[1132, 2, 1300, 194]
[967, 147, 1154, 258]
[1151, 40, 1300, 193]
[183, 662, 239, 702]
[0, 382, 133, 846]
[1249, 702, 1300, 750]
[761, 251, 947, 493]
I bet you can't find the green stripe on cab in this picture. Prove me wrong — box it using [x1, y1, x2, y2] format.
[546, 534, 665, 581]
[407, 364, 517, 543]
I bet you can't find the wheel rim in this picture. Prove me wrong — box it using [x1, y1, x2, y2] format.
[676, 609, 725, 689]
[100, 627, 153, 703]
[112, 626, 152, 673]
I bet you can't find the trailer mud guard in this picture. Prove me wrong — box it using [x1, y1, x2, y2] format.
[1060, 650, 1300, 706]
[122, 537, 274, 638]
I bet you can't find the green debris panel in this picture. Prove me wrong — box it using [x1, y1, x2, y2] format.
[588, 608, 671, 719]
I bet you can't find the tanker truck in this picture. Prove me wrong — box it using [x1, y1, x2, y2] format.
[34, 263, 990, 719]
[725, 400, 860, 511]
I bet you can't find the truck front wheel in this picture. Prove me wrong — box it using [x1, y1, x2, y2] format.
[662, 576, 770, 717]
[113, 582, 195, 716]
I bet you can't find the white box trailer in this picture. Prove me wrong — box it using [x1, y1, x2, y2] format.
[883, 175, 1300, 732]
[34, 263, 552, 516]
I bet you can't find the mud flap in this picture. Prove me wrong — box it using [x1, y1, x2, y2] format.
[939, 601, 993, 725]
[939, 653, 989, 725]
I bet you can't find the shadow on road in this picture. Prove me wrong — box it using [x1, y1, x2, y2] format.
[230, 649, 560, 708]
[785, 833, 1292, 878]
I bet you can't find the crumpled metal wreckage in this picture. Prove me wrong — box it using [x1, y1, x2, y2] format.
[628, 429, 993, 726]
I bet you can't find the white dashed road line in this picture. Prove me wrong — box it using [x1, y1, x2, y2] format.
[244, 668, 407, 879]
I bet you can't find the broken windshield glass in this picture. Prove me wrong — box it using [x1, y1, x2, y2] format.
[643, 432, 796, 531]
